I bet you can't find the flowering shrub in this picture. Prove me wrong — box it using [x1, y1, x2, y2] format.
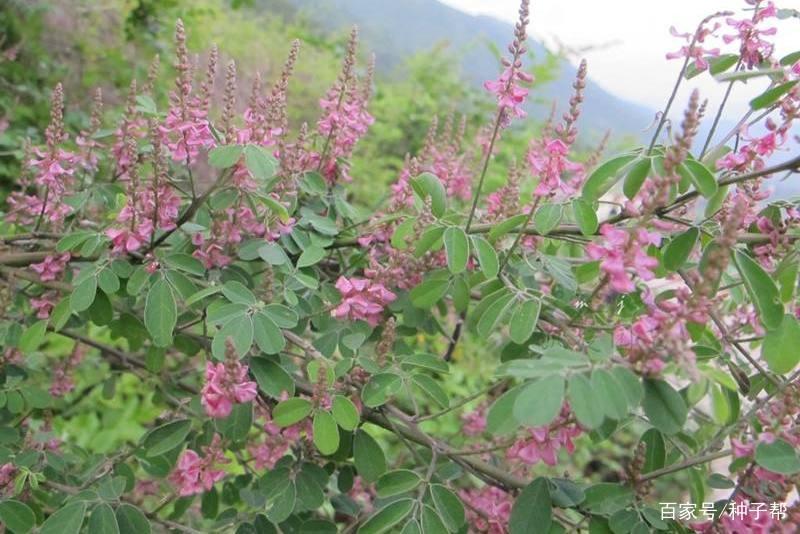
[0, 0, 799, 532]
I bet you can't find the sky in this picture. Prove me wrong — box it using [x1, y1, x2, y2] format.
[440, 0, 798, 118]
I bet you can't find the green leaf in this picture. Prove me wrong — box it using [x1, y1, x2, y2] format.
[734, 249, 784, 330]
[375, 470, 421, 498]
[211, 315, 254, 359]
[763, 314, 800, 373]
[362, 373, 402, 408]
[488, 214, 528, 241]
[207, 303, 248, 325]
[354, 429, 387, 482]
[571, 198, 598, 235]
[143, 419, 191, 457]
[755, 439, 800, 474]
[0, 499, 35, 533]
[163, 254, 205, 277]
[400, 353, 449, 373]
[301, 172, 327, 195]
[97, 269, 120, 295]
[430, 484, 465, 532]
[541, 255, 577, 293]
[582, 154, 638, 201]
[715, 67, 784, 82]
[622, 157, 651, 199]
[41, 501, 86, 534]
[750, 80, 799, 110]
[144, 278, 177, 347]
[471, 236, 499, 279]
[358, 499, 414, 534]
[244, 144, 277, 180]
[253, 312, 285, 355]
[265, 478, 296, 523]
[208, 144, 243, 168]
[610, 366, 644, 408]
[486, 386, 522, 435]
[411, 374, 449, 408]
[409, 277, 450, 308]
[71, 276, 98, 312]
[297, 246, 326, 268]
[116, 504, 150, 534]
[709, 53, 740, 75]
[218, 402, 253, 441]
[509, 298, 541, 344]
[249, 357, 294, 398]
[56, 230, 95, 253]
[509, 478, 552, 534]
[273, 398, 312, 427]
[683, 159, 718, 198]
[704, 184, 729, 218]
[476, 291, 515, 337]
[662, 228, 699, 271]
[410, 172, 446, 217]
[421, 506, 448, 534]
[262, 304, 299, 328]
[640, 429, 666, 473]
[414, 226, 445, 258]
[591, 369, 629, 420]
[221, 281, 256, 305]
[88, 503, 120, 534]
[583, 483, 634, 515]
[262, 195, 291, 223]
[567, 373, 605, 429]
[533, 203, 563, 235]
[312, 411, 340, 455]
[330, 395, 359, 431]
[443, 227, 469, 274]
[642, 379, 687, 435]
[97, 476, 126, 500]
[19, 320, 48, 354]
[513, 377, 565, 427]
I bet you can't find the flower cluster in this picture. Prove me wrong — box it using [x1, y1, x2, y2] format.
[723, 2, 778, 69]
[666, 20, 723, 71]
[30, 253, 70, 282]
[201, 342, 258, 419]
[507, 404, 582, 466]
[49, 344, 85, 397]
[586, 224, 661, 294]
[169, 434, 229, 497]
[248, 402, 305, 470]
[0, 463, 16, 496]
[316, 28, 374, 183]
[6, 84, 76, 227]
[159, 21, 216, 164]
[460, 486, 513, 534]
[331, 276, 396, 326]
[484, 0, 532, 126]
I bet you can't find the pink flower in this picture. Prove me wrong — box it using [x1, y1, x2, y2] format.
[30, 253, 70, 282]
[507, 404, 582, 467]
[31, 294, 56, 319]
[201, 359, 258, 419]
[169, 434, 229, 496]
[723, 12, 777, 69]
[530, 138, 584, 199]
[462, 406, 488, 437]
[460, 486, 513, 533]
[586, 224, 660, 294]
[0, 463, 16, 496]
[665, 23, 721, 71]
[331, 277, 396, 326]
[485, 67, 533, 126]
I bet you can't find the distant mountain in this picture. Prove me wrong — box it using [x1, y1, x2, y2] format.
[283, 0, 656, 142]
